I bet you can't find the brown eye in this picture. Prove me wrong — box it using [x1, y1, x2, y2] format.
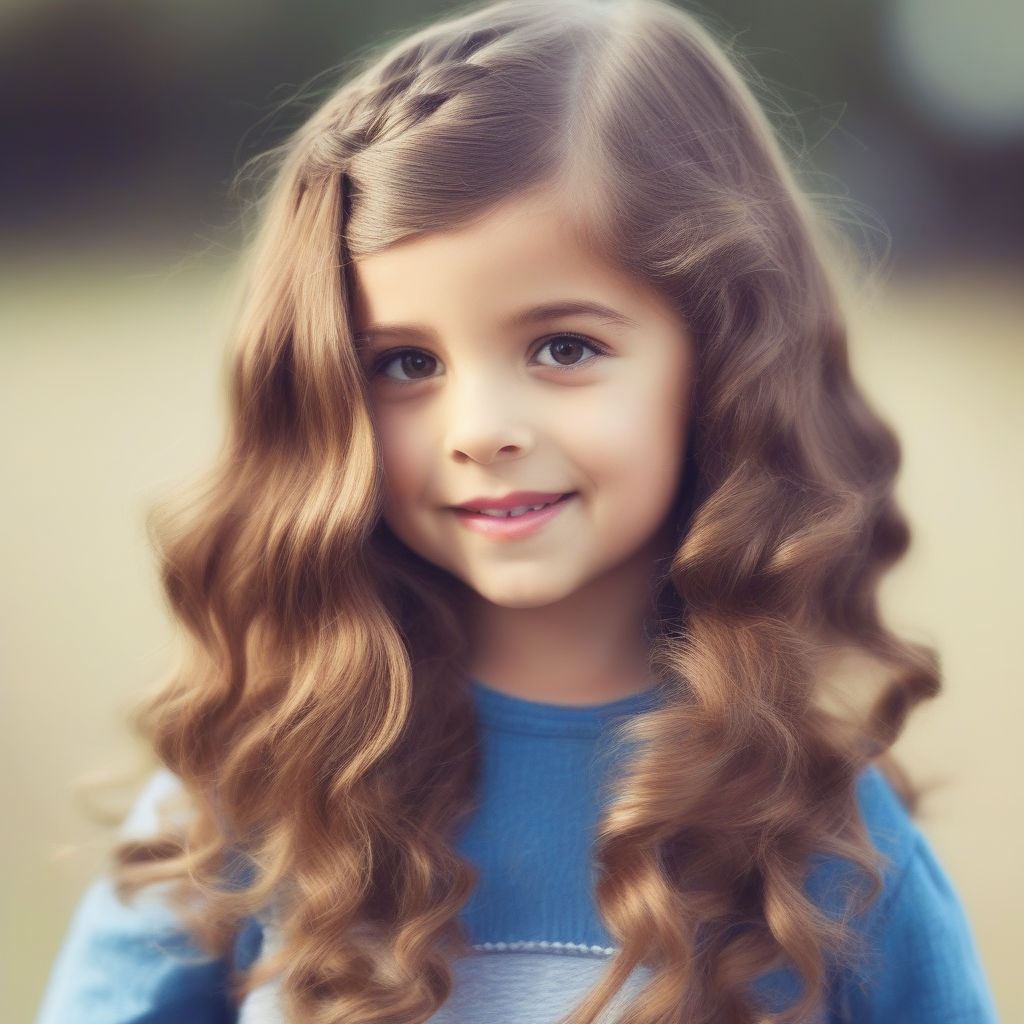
[534, 333, 603, 368]
[377, 349, 440, 382]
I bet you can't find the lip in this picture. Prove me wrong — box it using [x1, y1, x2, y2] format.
[452, 492, 575, 540]
[453, 491, 570, 512]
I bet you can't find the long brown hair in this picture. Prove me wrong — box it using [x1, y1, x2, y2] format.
[116, 2, 938, 1021]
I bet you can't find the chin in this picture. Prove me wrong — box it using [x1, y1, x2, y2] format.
[468, 577, 578, 610]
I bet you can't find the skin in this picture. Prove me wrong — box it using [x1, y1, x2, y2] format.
[352, 189, 695, 705]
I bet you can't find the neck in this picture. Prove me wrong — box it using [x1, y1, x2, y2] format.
[465, 556, 665, 707]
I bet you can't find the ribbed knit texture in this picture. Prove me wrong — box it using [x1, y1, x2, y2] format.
[455, 679, 662, 951]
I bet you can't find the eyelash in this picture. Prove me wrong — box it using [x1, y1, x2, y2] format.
[368, 332, 607, 383]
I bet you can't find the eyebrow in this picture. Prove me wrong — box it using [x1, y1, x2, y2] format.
[507, 300, 640, 330]
[355, 299, 640, 343]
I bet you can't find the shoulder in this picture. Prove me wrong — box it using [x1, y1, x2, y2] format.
[118, 769, 266, 965]
[853, 764, 921, 886]
[37, 876, 239, 1023]
[36, 771, 265, 1024]
[821, 766, 999, 1023]
[803, 764, 917, 920]
[119, 767, 190, 838]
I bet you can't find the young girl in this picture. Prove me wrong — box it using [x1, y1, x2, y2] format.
[37, 1, 997, 1022]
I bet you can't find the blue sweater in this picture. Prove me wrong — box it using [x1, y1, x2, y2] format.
[37, 679, 998, 1023]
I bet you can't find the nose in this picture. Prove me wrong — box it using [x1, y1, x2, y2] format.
[443, 372, 535, 466]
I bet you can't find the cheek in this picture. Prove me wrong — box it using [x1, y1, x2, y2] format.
[376, 410, 430, 504]
[583, 375, 691, 491]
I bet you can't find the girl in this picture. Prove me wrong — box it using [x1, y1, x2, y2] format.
[37, 1, 997, 1022]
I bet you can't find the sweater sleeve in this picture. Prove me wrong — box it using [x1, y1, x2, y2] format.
[34, 772, 246, 1024]
[830, 771, 1000, 1023]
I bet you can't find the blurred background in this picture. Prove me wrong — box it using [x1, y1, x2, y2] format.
[2, 0, 1021, 1020]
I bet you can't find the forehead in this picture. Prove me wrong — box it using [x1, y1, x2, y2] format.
[350, 189, 678, 334]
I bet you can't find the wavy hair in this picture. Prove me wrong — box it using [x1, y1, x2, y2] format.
[116, 1, 939, 1021]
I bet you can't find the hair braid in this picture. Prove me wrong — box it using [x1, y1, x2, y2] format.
[298, 20, 513, 178]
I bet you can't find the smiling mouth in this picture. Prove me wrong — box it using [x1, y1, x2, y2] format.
[451, 493, 576, 539]
[466, 494, 573, 518]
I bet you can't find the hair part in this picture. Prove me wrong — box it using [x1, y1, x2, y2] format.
[117, 2, 938, 1022]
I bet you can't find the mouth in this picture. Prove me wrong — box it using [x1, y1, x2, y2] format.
[460, 493, 575, 518]
[451, 492, 576, 539]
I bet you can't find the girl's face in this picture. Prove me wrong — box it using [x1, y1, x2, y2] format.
[352, 190, 695, 610]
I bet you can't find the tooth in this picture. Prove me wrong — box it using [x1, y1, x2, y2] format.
[471, 501, 553, 518]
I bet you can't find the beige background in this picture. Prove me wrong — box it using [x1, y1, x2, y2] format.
[2, 257, 1020, 1021]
